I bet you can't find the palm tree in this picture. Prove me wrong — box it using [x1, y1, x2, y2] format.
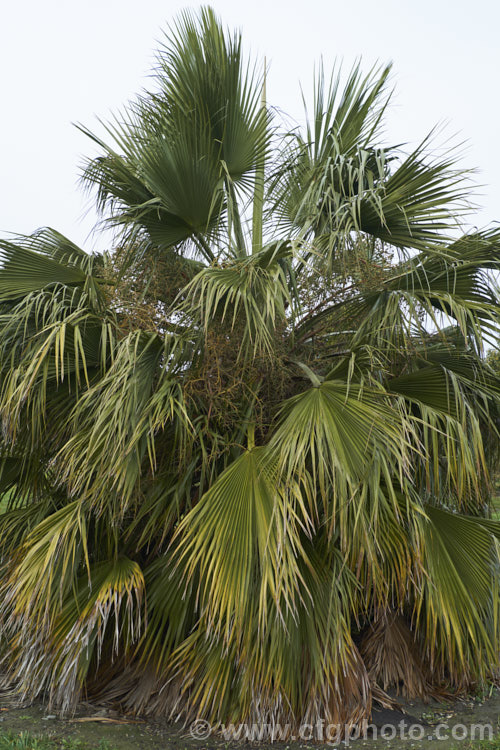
[0, 7, 499, 736]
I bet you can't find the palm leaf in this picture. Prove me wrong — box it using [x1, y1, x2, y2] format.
[174, 446, 310, 637]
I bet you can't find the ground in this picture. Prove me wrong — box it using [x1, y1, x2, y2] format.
[0, 689, 500, 750]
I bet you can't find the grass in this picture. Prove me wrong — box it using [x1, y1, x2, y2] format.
[0, 733, 116, 750]
[2, 730, 500, 750]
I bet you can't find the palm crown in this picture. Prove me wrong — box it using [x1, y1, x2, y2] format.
[0, 7, 499, 735]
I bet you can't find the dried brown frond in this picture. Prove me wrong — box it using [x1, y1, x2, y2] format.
[360, 612, 441, 701]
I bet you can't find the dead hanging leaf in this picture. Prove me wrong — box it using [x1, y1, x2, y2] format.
[360, 611, 450, 701]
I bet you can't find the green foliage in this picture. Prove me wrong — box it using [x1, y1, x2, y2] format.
[0, 733, 49, 750]
[0, 5, 500, 739]
[0, 733, 115, 750]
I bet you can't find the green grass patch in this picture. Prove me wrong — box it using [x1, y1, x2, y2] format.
[0, 732, 116, 750]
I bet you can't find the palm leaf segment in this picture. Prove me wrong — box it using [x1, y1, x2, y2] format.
[0, 6, 500, 737]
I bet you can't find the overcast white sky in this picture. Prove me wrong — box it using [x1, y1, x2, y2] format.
[1, 0, 498, 253]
